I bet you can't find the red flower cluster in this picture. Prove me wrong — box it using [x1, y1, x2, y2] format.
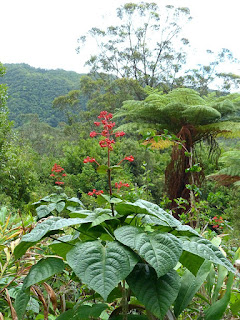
[99, 138, 115, 150]
[115, 181, 130, 189]
[51, 163, 64, 173]
[88, 111, 125, 151]
[212, 216, 224, 229]
[83, 156, 98, 164]
[124, 155, 134, 162]
[50, 163, 66, 185]
[88, 189, 104, 196]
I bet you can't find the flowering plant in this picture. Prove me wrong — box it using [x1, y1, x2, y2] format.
[14, 111, 236, 320]
[83, 111, 134, 208]
[50, 163, 67, 185]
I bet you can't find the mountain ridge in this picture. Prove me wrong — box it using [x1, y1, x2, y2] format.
[0, 63, 85, 126]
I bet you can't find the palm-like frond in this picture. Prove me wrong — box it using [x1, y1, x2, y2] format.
[208, 151, 240, 186]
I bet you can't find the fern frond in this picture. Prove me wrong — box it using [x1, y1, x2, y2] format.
[199, 121, 240, 138]
[207, 150, 240, 186]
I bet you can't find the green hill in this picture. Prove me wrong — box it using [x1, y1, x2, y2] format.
[0, 63, 85, 126]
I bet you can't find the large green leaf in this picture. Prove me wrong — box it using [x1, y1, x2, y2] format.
[75, 303, 108, 319]
[204, 272, 234, 320]
[66, 240, 138, 300]
[181, 238, 236, 273]
[36, 204, 55, 219]
[14, 217, 85, 259]
[179, 251, 204, 276]
[14, 288, 30, 319]
[115, 199, 180, 227]
[174, 261, 212, 317]
[22, 257, 64, 290]
[127, 264, 180, 320]
[114, 226, 182, 277]
[69, 208, 118, 227]
[56, 309, 75, 319]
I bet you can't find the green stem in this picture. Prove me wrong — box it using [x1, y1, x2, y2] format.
[121, 280, 128, 320]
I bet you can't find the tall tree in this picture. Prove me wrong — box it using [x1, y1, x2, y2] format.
[183, 49, 240, 96]
[115, 88, 240, 217]
[77, 2, 191, 89]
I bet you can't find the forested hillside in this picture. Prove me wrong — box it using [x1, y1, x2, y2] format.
[0, 63, 85, 126]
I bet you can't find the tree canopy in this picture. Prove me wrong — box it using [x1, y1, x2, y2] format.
[77, 2, 192, 88]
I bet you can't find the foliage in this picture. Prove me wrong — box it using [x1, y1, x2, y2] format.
[115, 88, 240, 215]
[6, 111, 238, 320]
[0, 63, 84, 126]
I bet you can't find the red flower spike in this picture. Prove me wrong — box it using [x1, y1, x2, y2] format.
[94, 122, 101, 126]
[50, 173, 55, 177]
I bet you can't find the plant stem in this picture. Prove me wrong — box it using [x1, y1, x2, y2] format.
[121, 280, 128, 320]
[107, 147, 115, 217]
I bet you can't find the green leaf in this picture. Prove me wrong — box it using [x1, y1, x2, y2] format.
[109, 165, 123, 171]
[97, 165, 109, 173]
[114, 226, 182, 277]
[66, 240, 138, 300]
[231, 292, 240, 315]
[111, 316, 148, 320]
[69, 208, 117, 227]
[174, 261, 212, 317]
[115, 199, 180, 227]
[172, 224, 200, 237]
[204, 273, 234, 320]
[75, 303, 108, 319]
[179, 251, 204, 276]
[36, 204, 53, 219]
[212, 265, 228, 302]
[127, 264, 180, 320]
[56, 201, 65, 213]
[22, 257, 64, 290]
[14, 288, 30, 319]
[56, 309, 75, 320]
[181, 238, 236, 273]
[24, 217, 85, 242]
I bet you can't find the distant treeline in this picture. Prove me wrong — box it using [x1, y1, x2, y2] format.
[0, 63, 86, 126]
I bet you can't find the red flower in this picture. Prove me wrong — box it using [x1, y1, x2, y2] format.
[124, 155, 134, 162]
[90, 131, 97, 138]
[62, 173, 67, 177]
[115, 131, 125, 137]
[84, 156, 95, 163]
[88, 189, 104, 196]
[55, 181, 64, 185]
[50, 173, 55, 177]
[94, 122, 101, 126]
[115, 181, 130, 189]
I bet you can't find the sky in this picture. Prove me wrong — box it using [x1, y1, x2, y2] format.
[1, 0, 240, 75]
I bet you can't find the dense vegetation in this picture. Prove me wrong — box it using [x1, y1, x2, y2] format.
[0, 63, 85, 126]
[0, 2, 240, 320]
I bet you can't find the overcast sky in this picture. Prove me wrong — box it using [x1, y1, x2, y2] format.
[1, 0, 240, 74]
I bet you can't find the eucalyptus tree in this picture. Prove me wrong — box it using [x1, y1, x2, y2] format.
[77, 2, 192, 89]
[115, 88, 240, 217]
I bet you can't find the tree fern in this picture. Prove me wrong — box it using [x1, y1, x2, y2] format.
[115, 88, 240, 216]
